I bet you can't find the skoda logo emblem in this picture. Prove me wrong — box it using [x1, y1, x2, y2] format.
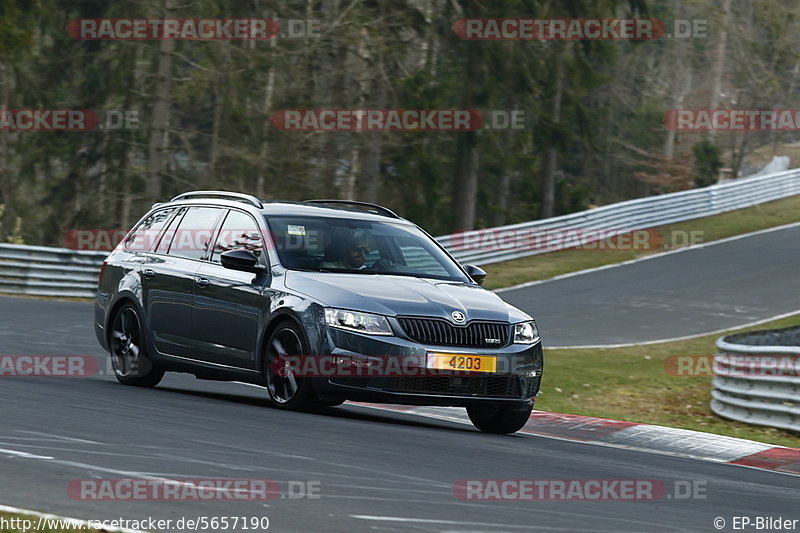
[451, 311, 466, 323]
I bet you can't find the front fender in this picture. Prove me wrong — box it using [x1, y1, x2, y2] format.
[257, 294, 326, 373]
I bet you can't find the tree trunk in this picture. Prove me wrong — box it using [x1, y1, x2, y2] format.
[0, 62, 12, 239]
[257, 20, 278, 199]
[311, 0, 342, 196]
[342, 27, 370, 201]
[453, 132, 480, 230]
[664, 0, 692, 159]
[118, 43, 142, 229]
[121, 152, 132, 229]
[145, 0, 177, 202]
[708, 0, 730, 142]
[452, 37, 481, 230]
[208, 73, 224, 189]
[359, 48, 387, 203]
[540, 46, 566, 219]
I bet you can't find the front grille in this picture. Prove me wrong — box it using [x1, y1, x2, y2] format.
[397, 317, 511, 348]
[382, 376, 523, 398]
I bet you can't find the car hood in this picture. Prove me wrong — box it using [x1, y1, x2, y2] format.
[284, 271, 531, 323]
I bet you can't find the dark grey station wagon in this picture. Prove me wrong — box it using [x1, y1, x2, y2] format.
[94, 191, 543, 433]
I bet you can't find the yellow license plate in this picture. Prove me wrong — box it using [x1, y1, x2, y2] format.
[427, 353, 497, 373]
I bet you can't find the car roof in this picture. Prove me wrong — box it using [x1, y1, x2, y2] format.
[260, 201, 412, 223]
[153, 194, 413, 225]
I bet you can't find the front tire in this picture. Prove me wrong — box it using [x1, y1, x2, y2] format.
[467, 403, 533, 434]
[263, 320, 322, 410]
[108, 303, 164, 387]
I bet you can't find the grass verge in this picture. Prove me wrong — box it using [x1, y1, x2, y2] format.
[537, 313, 800, 448]
[483, 194, 800, 290]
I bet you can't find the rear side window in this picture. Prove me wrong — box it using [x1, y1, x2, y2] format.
[167, 207, 224, 260]
[210, 210, 265, 264]
[154, 207, 187, 254]
[124, 208, 177, 251]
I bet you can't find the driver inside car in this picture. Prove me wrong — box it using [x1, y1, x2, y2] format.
[319, 229, 391, 271]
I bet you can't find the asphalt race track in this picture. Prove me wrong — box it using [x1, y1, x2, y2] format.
[500, 224, 800, 346]
[1, 226, 799, 532]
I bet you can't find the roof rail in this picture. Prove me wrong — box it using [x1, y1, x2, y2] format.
[303, 199, 400, 218]
[170, 190, 263, 209]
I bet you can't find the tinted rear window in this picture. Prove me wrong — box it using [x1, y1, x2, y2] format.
[124, 208, 177, 252]
[167, 207, 224, 260]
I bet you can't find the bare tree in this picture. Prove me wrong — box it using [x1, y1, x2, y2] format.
[145, 0, 177, 203]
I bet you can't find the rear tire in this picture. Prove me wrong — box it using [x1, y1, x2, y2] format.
[263, 320, 322, 410]
[108, 303, 164, 388]
[467, 403, 533, 434]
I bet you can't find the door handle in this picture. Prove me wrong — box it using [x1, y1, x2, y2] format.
[195, 277, 210, 288]
[142, 268, 156, 278]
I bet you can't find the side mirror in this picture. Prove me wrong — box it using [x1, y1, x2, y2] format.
[464, 264, 487, 285]
[220, 249, 266, 274]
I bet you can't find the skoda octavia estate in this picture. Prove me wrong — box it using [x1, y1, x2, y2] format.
[94, 191, 543, 433]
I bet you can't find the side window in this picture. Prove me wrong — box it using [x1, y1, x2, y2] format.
[267, 218, 326, 269]
[167, 207, 224, 260]
[124, 208, 176, 252]
[154, 207, 186, 254]
[211, 210, 264, 264]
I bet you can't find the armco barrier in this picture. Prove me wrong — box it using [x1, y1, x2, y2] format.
[438, 167, 800, 265]
[0, 243, 106, 298]
[712, 326, 800, 432]
[1, 166, 800, 298]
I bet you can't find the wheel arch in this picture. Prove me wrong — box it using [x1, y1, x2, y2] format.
[258, 311, 303, 373]
[104, 292, 156, 357]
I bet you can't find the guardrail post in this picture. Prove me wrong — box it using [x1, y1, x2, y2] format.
[706, 188, 716, 211]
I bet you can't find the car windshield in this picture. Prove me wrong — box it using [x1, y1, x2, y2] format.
[265, 215, 469, 282]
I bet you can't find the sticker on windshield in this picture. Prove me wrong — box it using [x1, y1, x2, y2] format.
[287, 225, 306, 236]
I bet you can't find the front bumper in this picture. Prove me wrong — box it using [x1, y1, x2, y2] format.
[312, 324, 543, 407]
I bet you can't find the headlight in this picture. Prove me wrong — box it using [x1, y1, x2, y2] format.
[514, 321, 539, 344]
[324, 308, 393, 335]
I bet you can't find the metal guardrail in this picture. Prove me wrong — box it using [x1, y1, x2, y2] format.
[712, 326, 800, 432]
[437, 167, 800, 265]
[1, 167, 800, 298]
[0, 243, 107, 298]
